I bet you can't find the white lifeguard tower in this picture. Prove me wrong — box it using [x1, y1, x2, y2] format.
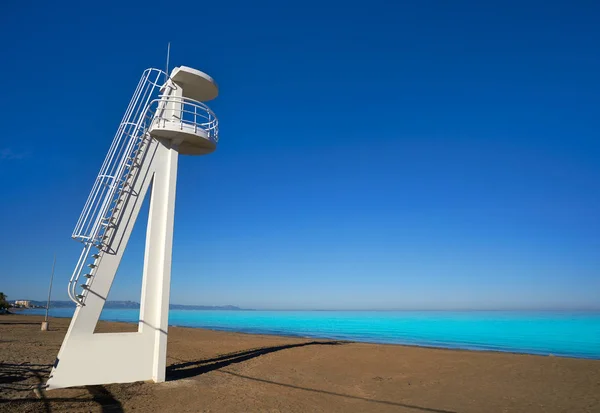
[46, 65, 219, 389]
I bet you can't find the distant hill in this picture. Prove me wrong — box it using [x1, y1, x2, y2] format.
[169, 304, 243, 311]
[13, 300, 243, 310]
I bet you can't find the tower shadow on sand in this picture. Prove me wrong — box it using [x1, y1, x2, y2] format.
[166, 341, 457, 413]
[166, 340, 345, 380]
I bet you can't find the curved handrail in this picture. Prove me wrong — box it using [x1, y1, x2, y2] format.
[150, 95, 219, 143]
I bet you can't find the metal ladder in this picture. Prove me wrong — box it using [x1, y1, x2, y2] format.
[68, 128, 152, 304]
[68, 69, 169, 305]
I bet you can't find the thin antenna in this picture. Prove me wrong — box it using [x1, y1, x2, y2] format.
[165, 42, 171, 78]
[45, 255, 56, 323]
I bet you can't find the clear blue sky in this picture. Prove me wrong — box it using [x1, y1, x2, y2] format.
[1, 0, 598, 310]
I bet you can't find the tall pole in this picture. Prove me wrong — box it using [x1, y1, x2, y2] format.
[45, 255, 56, 322]
[165, 42, 171, 79]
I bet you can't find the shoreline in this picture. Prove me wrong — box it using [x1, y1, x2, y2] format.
[2, 314, 599, 412]
[13, 310, 599, 361]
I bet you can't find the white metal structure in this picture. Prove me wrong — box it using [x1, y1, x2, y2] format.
[46, 65, 219, 390]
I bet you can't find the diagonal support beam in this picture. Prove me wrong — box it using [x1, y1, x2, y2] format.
[46, 138, 179, 390]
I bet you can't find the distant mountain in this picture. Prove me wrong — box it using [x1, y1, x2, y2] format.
[107, 301, 140, 309]
[15, 300, 243, 310]
[169, 304, 242, 311]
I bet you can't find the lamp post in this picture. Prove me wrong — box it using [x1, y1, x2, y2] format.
[41, 255, 56, 331]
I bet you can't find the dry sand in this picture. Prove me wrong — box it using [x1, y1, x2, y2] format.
[1, 314, 599, 413]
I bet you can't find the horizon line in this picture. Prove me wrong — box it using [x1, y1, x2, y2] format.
[15, 299, 600, 312]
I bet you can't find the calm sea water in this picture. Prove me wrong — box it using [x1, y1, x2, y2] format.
[23, 308, 600, 359]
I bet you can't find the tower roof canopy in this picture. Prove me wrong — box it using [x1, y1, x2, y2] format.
[170, 66, 219, 102]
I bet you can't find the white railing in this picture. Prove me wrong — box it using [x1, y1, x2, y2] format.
[151, 95, 219, 143]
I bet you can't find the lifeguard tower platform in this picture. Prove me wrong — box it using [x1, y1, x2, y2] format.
[46, 65, 219, 389]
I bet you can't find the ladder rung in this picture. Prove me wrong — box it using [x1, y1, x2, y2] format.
[80, 284, 89, 289]
[92, 254, 100, 259]
[88, 264, 96, 268]
[84, 273, 93, 278]
[76, 295, 84, 299]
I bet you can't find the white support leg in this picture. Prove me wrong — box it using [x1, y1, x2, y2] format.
[139, 138, 179, 383]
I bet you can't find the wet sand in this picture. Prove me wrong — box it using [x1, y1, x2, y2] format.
[1, 314, 599, 412]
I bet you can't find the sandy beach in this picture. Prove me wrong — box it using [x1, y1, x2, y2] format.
[1, 314, 599, 413]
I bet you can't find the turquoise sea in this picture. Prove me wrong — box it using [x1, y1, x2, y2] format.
[23, 309, 600, 359]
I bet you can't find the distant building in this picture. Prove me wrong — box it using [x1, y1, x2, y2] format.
[14, 300, 31, 308]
